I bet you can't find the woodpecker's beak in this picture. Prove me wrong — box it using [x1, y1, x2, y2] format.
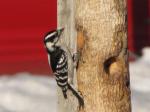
[57, 28, 64, 38]
[53, 28, 64, 45]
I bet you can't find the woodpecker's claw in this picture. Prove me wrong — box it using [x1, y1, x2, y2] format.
[72, 52, 80, 62]
[72, 52, 80, 68]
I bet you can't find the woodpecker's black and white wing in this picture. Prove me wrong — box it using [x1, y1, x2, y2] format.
[55, 51, 68, 86]
[60, 44, 75, 85]
[48, 48, 69, 98]
[44, 28, 84, 109]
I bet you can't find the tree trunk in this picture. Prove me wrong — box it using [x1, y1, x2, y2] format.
[57, 0, 79, 112]
[58, 0, 131, 112]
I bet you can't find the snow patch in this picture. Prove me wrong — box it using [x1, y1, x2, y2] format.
[0, 73, 57, 112]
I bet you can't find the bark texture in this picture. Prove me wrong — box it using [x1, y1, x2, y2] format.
[57, 0, 79, 112]
[75, 0, 131, 112]
[58, 0, 131, 112]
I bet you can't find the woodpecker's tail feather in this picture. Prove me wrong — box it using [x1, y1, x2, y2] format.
[67, 84, 84, 109]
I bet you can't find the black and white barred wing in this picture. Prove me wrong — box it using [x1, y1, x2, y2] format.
[60, 44, 75, 85]
[54, 52, 68, 88]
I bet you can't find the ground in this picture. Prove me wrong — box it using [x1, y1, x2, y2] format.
[0, 47, 150, 112]
[130, 47, 150, 112]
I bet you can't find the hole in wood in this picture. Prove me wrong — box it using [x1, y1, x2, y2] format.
[104, 57, 117, 74]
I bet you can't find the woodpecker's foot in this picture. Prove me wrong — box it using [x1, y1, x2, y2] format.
[72, 52, 80, 62]
[72, 52, 80, 68]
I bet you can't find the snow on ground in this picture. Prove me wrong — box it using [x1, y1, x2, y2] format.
[130, 47, 150, 112]
[0, 47, 149, 112]
[0, 74, 57, 112]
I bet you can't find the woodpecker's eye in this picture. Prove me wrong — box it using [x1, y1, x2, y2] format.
[48, 36, 56, 42]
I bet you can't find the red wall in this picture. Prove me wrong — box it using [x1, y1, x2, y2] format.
[0, 0, 57, 74]
[0, 0, 149, 74]
[128, 0, 150, 55]
[128, 0, 134, 52]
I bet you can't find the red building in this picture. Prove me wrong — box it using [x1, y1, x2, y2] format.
[0, 0, 149, 74]
[0, 0, 56, 74]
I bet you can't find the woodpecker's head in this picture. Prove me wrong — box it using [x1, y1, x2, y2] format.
[44, 28, 64, 53]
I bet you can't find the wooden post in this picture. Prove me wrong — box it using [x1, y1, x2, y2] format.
[58, 0, 131, 112]
[57, 0, 79, 112]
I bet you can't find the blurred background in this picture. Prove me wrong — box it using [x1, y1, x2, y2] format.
[0, 0, 149, 112]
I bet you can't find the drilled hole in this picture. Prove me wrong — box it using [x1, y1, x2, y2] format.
[104, 57, 116, 74]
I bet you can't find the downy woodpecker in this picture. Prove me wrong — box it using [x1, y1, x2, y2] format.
[43, 28, 84, 109]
